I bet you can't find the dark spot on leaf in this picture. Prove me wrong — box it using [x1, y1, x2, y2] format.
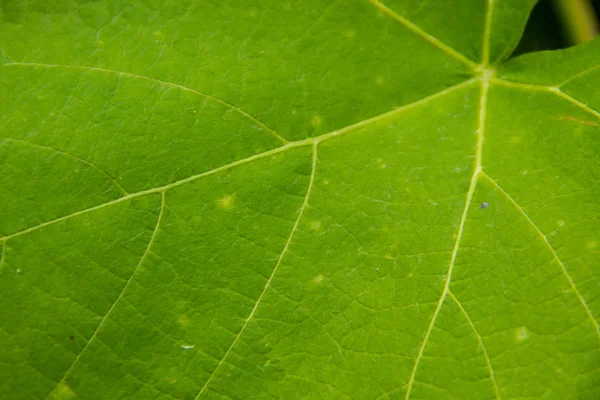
[69, 336, 74, 341]
[481, 202, 489, 209]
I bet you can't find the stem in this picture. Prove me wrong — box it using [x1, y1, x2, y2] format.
[553, 0, 598, 45]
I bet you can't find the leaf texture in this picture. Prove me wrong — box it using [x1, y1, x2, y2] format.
[0, 1, 599, 399]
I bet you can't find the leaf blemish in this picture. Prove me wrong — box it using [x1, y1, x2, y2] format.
[309, 220, 322, 230]
[481, 202, 488, 209]
[181, 344, 195, 350]
[218, 195, 234, 209]
[553, 116, 599, 126]
[516, 327, 529, 342]
[311, 116, 323, 127]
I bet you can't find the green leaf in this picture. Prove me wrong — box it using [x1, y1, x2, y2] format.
[1, 1, 599, 399]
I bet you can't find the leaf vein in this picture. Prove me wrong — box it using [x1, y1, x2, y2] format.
[1, 136, 128, 195]
[403, 77, 489, 400]
[0, 79, 475, 242]
[480, 171, 600, 340]
[4, 62, 288, 145]
[491, 78, 600, 120]
[558, 64, 600, 87]
[44, 191, 166, 399]
[194, 143, 318, 399]
[448, 291, 501, 399]
[369, 0, 478, 69]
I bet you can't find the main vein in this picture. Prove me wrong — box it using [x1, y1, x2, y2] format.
[0, 78, 475, 242]
[404, 76, 489, 400]
[45, 191, 166, 400]
[194, 143, 318, 399]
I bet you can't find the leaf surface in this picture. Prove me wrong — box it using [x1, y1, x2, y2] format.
[1, 1, 599, 399]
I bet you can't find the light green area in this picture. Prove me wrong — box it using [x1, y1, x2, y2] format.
[0, 1, 599, 399]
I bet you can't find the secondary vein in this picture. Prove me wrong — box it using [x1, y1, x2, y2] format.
[369, 0, 478, 70]
[0, 79, 475, 242]
[448, 291, 501, 399]
[481, 171, 600, 340]
[44, 191, 166, 400]
[403, 75, 489, 400]
[194, 143, 318, 399]
[4, 62, 288, 145]
[1, 136, 128, 195]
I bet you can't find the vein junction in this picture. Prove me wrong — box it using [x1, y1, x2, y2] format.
[195, 144, 318, 398]
[3, 24, 600, 396]
[402, 73, 490, 400]
[0, 78, 476, 242]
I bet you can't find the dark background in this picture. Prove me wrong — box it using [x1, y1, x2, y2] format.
[514, 0, 600, 56]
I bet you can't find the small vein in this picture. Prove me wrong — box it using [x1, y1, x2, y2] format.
[558, 64, 600, 88]
[368, 0, 478, 70]
[4, 62, 288, 145]
[448, 291, 501, 400]
[290, 0, 341, 46]
[480, 171, 600, 340]
[194, 143, 318, 399]
[45, 191, 166, 400]
[1, 136, 128, 195]
[0, 240, 6, 272]
[404, 77, 489, 400]
[0, 78, 475, 242]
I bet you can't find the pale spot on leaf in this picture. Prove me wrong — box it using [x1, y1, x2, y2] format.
[312, 115, 323, 128]
[309, 220, 322, 230]
[51, 381, 77, 400]
[516, 327, 529, 342]
[218, 195, 234, 209]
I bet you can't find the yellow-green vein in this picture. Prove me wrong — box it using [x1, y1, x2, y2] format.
[45, 191, 166, 400]
[194, 142, 318, 399]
